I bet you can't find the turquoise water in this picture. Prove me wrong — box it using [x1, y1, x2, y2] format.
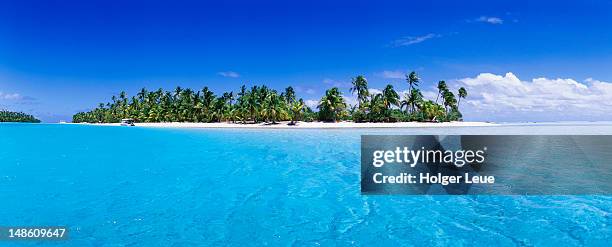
[1, 123, 611, 246]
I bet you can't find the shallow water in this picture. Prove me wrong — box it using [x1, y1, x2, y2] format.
[1, 123, 611, 246]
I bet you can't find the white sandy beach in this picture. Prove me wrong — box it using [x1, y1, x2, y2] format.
[75, 121, 497, 129]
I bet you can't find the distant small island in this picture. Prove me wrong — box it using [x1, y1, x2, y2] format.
[0, 110, 41, 123]
[73, 71, 467, 124]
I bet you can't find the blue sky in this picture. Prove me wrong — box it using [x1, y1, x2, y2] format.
[1, 0, 612, 122]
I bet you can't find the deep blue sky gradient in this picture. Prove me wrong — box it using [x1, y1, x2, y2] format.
[1, 0, 611, 121]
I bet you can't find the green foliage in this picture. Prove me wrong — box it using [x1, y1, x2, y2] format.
[351, 109, 368, 123]
[302, 106, 317, 122]
[318, 87, 347, 122]
[73, 71, 468, 124]
[289, 99, 304, 124]
[436, 80, 447, 104]
[0, 110, 40, 123]
[350, 75, 369, 109]
[389, 109, 410, 122]
[420, 100, 446, 122]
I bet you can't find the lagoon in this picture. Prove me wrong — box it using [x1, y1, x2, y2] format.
[1, 123, 611, 246]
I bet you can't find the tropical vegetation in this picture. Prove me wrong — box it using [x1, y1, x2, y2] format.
[0, 110, 41, 123]
[72, 71, 467, 124]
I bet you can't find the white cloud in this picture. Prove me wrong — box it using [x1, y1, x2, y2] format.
[295, 86, 317, 95]
[379, 70, 406, 79]
[322, 78, 335, 84]
[323, 78, 351, 88]
[391, 33, 439, 47]
[304, 99, 319, 109]
[422, 90, 439, 100]
[452, 72, 612, 121]
[475, 16, 503, 24]
[369, 88, 383, 95]
[345, 96, 358, 108]
[0, 91, 36, 102]
[0, 92, 24, 100]
[217, 71, 240, 78]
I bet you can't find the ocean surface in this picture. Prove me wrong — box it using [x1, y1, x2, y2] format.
[1, 123, 611, 246]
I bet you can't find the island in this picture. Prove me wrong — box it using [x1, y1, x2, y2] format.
[0, 110, 40, 123]
[73, 71, 470, 126]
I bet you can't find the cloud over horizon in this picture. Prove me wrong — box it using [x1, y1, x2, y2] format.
[448, 72, 612, 121]
[0, 89, 38, 103]
[0, 91, 24, 100]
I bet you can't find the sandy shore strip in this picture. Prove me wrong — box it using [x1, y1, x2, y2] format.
[74, 121, 497, 129]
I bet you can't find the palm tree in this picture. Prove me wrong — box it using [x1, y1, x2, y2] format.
[119, 91, 127, 100]
[237, 85, 247, 104]
[369, 93, 387, 122]
[399, 93, 410, 113]
[290, 100, 304, 125]
[212, 97, 225, 122]
[284, 86, 296, 104]
[406, 71, 419, 92]
[458, 87, 467, 107]
[400, 89, 423, 114]
[381, 84, 400, 109]
[200, 87, 215, 121]
[406, 71, 420, 112]
[227, 92, 234, 107]
[137, 88, 147, 103]
[318, 87, 347, 122]
[421, 100, 445, 122]
[161, 92, 172, 121]
[410, 89, 424, 113]
[173, 87, 182, 100]
[246, 86, 260, 122]
[350, 75, 369, 109]
[443, 90, 457, 113]
[117, 91, 128, 118]
[182, 88, 197, 121]
[261, 90, 286, 124]
[92, 103, 104, 123]
[436, 81, 447, 104]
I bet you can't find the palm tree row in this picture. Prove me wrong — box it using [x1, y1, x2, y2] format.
[350, 71, 467, 122]
[0, 110, 40, 123]
[73, 71, 467, 123]
[73, 85, 316, 124]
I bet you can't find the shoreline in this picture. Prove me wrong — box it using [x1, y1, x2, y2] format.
[70, 121, 498, 129]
